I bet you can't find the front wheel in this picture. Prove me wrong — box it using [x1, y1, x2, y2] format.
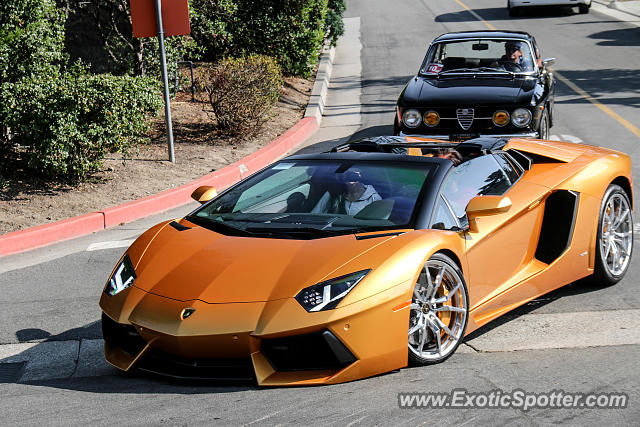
[408, 253, 469, 365]
[591, 184, 633, 286]
[538, 109, 549, 140]
[578, 3, 590, 14]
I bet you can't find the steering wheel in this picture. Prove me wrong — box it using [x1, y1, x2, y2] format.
[500, 61, 523, 72]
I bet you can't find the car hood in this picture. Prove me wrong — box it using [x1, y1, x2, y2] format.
[398, 75, 536, 107]
[131, 222, 397, 304]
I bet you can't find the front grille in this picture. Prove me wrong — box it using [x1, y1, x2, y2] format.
[101, 313, 146, 356]
[456, 108, 475, 130]
[137, 349, 255, 381]
[262, 330, 356, 371]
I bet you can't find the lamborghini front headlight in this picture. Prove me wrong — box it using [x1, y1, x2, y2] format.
[104, 254, 136, 296]
[295, 270, 371, 312]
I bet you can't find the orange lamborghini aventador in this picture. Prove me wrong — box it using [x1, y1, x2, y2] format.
[100, 136, 633, 385]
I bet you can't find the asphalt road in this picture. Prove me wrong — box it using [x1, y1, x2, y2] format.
[1, 0, 640, 425]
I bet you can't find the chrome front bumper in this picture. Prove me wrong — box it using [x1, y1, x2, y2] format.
[399, 131, 540, 139]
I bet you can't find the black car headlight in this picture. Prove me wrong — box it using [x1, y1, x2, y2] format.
[402, 109, 422, 128]
[105, 254, 136, 296]
[511, 108, 532, 127]
[295, 270, 371, 312]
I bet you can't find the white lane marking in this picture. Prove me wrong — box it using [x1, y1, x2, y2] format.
[242, 411, 281, 426]
[86, 240, 134, 251]
[466, 309, 640, 352]
[548, 134, 583, 143]
[346, 416, 368, 427]
[561, 134, 583, 143]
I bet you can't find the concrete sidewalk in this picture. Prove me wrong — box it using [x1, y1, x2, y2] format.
[594, 0, 640, 20]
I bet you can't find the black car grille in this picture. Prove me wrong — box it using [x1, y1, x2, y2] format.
[101, 313, 146, 357]
[136, 350, 256, 381]
[262, 330, 356, 371]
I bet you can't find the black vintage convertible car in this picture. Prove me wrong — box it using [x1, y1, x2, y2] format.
[394, 31, 555, 141]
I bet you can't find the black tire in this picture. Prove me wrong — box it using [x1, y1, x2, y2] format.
[393, 116, 400, 136]
[578, 4, 589, 14]
[408, 253, 469, 365]
[590, 184, 633, 286]
[538, 109, 549, 140]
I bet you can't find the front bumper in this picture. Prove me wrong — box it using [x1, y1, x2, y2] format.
[100, 282, 413, 385]
[398, 131, 539, 140]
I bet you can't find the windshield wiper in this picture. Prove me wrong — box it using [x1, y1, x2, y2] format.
[186, 215, 254, 236]
[437, 68, 514, 78]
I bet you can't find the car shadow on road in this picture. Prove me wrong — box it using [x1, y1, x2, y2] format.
[22, 373, 258, 395]
[434, 6, 576, 23]
[463, 276, 614, 342]
[554, 68, 640, 108]
[588, 28, 640, 46]
[1, 322, 259, 393]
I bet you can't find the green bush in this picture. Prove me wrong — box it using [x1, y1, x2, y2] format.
[1, 67, 162, 180]
[189, 0, 237, 62]
[189, 0, 345, 76]
[326, 0, 346, 47]
[0, 0, 66, 82]
[0, 0, 163, 181]
[203, 55, 282, 135]
[229, 0, 327, 77]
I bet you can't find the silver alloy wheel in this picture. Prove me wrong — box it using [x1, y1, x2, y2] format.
[600, 192, 633, 276]
[408, 258, 467, 361]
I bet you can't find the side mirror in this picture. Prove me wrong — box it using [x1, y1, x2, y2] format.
[465, 195, 512, 232]
[542, 57, 555, 68]
[191, 186, 217, 204]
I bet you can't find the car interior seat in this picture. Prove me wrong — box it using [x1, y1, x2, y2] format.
[442, 57, 466, 71]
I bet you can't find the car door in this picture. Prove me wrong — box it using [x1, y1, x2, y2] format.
[441, 153, 549, 310]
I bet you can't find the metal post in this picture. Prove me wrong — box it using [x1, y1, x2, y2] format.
[177, 61, 196, 102]
[153, 0, 175, 163]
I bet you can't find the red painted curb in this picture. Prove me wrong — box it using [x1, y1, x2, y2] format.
[0, 212, 105, 256]
[0, 116, 318, 256]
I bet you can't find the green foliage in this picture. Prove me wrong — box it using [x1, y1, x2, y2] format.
[0, 0, 66, 82]
[228, 0, 327, 77]
[0, 0, 163, 181]
[1, 68, 162, 180]
[325, 0, 346, 47]
[189, 0, 237, 62]
[202, 55, 282, 135]
[65, 1, 199, 78]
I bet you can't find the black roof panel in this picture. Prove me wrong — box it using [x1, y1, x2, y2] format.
[433, 30, 532, 42]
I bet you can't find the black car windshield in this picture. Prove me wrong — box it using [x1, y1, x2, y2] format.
[188, 160, 436, 238]
[421, 39, 535, 75]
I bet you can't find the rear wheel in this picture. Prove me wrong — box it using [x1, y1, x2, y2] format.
[578, 3, 590, 14]
[408, 253, 469, 365]
[591, 184, 633, 286]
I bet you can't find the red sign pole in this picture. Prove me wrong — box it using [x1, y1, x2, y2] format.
[153, 0, 175, 163]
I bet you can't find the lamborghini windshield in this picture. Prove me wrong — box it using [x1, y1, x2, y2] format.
[421, 39, 535, 75]
[188, 160, 435, 238]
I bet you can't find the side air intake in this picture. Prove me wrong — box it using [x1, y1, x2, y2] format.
[535, 190, 579, 264]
